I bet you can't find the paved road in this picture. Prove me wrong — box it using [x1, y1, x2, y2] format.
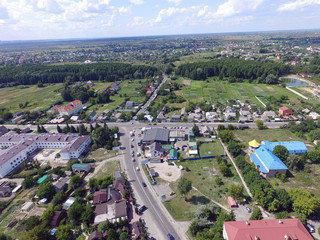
[136, 73, 169, 116]
[119, 126, 182, 240]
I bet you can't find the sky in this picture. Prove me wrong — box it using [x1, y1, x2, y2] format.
[0, 0, 319, 41]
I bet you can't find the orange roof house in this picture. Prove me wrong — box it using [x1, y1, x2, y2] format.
[279, 106, 293, 116]
[227, 196, 238, 208]
[223, 219, 312, 240]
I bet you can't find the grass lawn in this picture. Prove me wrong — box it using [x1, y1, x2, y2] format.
[234, 128, 315, 150]
[0, 84, 63, 113]
[179, 158, 242, 208]
[88, 148, 118, 161]
[272, 164, 320, 199]
[93, 159, 120, 179]
[163, 189, 208, 221]
[199, 141, 225, 157]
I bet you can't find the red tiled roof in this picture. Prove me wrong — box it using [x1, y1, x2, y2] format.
[224, 219, 313, 240]
[279, 106, 290, 111]
[72, 100, 81, 105]
[227, 196, 237, 208]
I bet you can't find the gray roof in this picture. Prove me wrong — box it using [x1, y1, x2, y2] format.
[149, 142, 165, 153]
[143, 128, 169, 143]
[115, 200, 127, 218]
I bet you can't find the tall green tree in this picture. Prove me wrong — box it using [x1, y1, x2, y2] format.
[56, 224, 72, 240]
[273, 145, 289, 163]
[250, 207, 263, 220]
[228, 184, 244, 201]
[178, 177, 192, 199]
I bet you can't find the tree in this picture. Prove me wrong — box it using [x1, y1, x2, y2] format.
[0, 233, 12, 240]
[70, 175, 83, 189]
[275, 189, 292, 211]
[273, 145, 289, 163]
[81, 204, 94, 225]
[23, 225, 50, 240]
[265, 74, 278, 84]
[57, 125, 62, 133]
[179, 155, 184, 162]
[227, 140, 242, 157]
[219, 130, 234, 143]
[68, 200, 85, 225]
[119, 232, 130, 240]
[219, 161, 231, 177]
[178, 177, 192, 199]
[37, 182, 55, 200]
[256, 120, 265, 130]
[23, 216, 41, 231]
[192, 124, 200, 137]
[107, 229, 117, 240]
[288, 188, 320, 217]
[268, 199, 281, 212]
[228, 184, 243, 201]
[56, 224, 72, 240]
[308, 150, 320, 163]
[52, 191, 66, 206]
[22, 175, 35, 189]
[250, 207, 263, 220]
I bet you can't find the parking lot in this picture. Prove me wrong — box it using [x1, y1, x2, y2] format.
[153, 182, 176, 201]
[148, 162, 181, 182]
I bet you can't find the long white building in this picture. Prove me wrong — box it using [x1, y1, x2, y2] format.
[0, 132, 91, 178]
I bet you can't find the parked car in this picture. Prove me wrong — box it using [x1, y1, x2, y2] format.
[132, 158, 135, 162]
[138, 205, 147, 214]
[245, 206, 251, 213]
[307, 223, 315, 233]
[167, 233, 175, 240]
[169, 191, 175, 196]
[142, 182, 147, 187]
[136, 167, 140, 171]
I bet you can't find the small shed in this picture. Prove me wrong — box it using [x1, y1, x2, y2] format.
[228, 196, 238, 208]
[37, 174, 50, 184]
[63, 197, 75, 210]
[22, 202, 34, 211]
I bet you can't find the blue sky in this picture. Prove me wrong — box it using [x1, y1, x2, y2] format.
[0, 0, 319, 40]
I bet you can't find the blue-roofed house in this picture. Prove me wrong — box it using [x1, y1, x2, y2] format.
[262, 140, 308, 155]
[250, 145, 288, 177]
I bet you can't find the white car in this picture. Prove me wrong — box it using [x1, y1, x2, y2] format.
[131, 138, 134, 141]
[136, 167, 140, 171]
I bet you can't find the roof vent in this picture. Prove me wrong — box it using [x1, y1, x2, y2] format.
[246, 221, 250, 225]
[255, 236, 260, 240]
[279, 219, 283, 224]
[284, 234, 291, 240]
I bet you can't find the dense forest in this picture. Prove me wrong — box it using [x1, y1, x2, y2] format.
[0, 63, 159, 87]
[175, 58, 292, 83]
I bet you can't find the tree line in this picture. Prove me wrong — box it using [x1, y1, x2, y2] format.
[0, 62, 159, 87]
[175, 58, 291, 83]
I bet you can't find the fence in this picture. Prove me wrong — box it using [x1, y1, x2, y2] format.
[168, 155, 227, 161]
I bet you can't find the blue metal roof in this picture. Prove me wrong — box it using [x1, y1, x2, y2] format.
[250, 154, 268, 173]
[254, 145, 288, 171]
[263, 140, 308, 153]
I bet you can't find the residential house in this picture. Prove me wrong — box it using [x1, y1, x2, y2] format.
[59, 100, 83, 116]
[125, 101, 135, 108]
[53, 177, 69, 192]
[279, 106, 293, 116]
[49, 210, 67, 227]
[113, 179, 127, 196]
[94, 200, 128, 225]
[111, 82, 120, 91]
[89, 111, 98, 122]
[132, 221, 147, 240]
[156, 112, 166, 122]
[51, 105, 61, 114]
[206, 112, 219, 121]
[147, 142, 166, 157]
[262, 110, 276, 119]
[93, 189, 108, 205]
[89, 230, 103, 240]
[200, 126, 211, 136]
[239, 108, 251, 117]
[145, 87, 152, 94]
[0, 126, 8, 136]
[171, 114, 181, 122]
[224, 112, 236, 120]
[87, 80, 95, 87]
[142, 128, 170, 145]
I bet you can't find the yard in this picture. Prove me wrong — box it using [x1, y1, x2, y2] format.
[199, 141, 225, 157]
[92, 159, 120, 179]
[0, 84, 64, 113]
[87, 148, 118, 161]
[163, 156, 244, 221]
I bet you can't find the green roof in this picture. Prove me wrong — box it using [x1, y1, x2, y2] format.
[189, 132, 194, 137]
[169, 149, 178, 158]
[37, 174, 49, 184]
[72, 163, 90, 168]
[161, 145, 172, 150]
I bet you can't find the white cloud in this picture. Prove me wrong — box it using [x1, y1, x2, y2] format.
[211, 0, 263, 18]
[118, 6, 130, 14]
[152, 6, 199, 23]
[168, 0, 182, 6]
[0, 3, 9, 19]
[128, 16, 145, 26]
[130, 0, 144, 5]
[197, 5, 208, 17]
[20, 0, 64, 13]
[278, 0, 320, 11]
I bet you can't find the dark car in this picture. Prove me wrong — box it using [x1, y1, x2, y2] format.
[142, 182, 147, 187]
[167, 233, 175, 240]
[245, 206, 251, 213]
[138, 205, 147, 214]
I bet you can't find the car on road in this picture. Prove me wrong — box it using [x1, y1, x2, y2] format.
[131, 138, 134, 141]
[142, 182, 147, 187]
[167, 233, 175, 240]
[131, 145, 133, 148]
[245, 206, 251, 213]
[169, 191, 175, 196]
[307, 223, 315, 233]
[137, 134, 141, 137]
[136, 167, 140, 171]
[138, 205, 147, 214]
[132, 157, 135, 162]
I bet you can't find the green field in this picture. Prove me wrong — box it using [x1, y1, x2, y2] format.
[179, 79, 303, 106]
[234, 128, 315, 150]
[0, 84, 63, 113]
[92, 159, 120, 179]
[199, 141, 225, 157]
[87, 148, 118, 161]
